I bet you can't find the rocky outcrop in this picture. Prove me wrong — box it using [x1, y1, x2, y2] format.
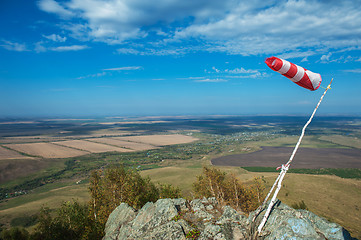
[103, 198, 356, 240]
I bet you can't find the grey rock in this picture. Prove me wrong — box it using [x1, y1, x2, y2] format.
[253, 200, 355, 240]
[194, 209, 214, 221]
[190, 199, 206, 211]
[176, 219, 193, 234]
[198, 224, 222, 240]
[103, 203, 136, 240]
[139, 221, 186, 240]
[104, 198, 356, 240]
[206, 204, 214, 211]
[129, 198, 179, 237]
[217, 205, 248, 226]
[171, 198, 188, 212]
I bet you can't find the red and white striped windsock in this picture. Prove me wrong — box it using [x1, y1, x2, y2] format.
[265, 56, 322, 91]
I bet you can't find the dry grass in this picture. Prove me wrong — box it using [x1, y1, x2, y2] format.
[53, 140, 131, 153]
[0, 182, 89, 228]
[119, 134, 198, 146]
[319, 135, 361, 149]
[0, 146, 34, 160]
[3, 143, 87, 158]
[88, 138, 157, 151]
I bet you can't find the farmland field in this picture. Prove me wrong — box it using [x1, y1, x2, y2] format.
[52, 140, 132, 153]
[3, 142, 87, 158]
[0, 146, 34, 160]
[88, 138, 157, 151]
[212, 146, 361, 169]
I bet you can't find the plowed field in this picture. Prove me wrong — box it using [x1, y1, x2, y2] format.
[53, 140, 131, 153]
[87, 138, 157, 151]
[4, 143, 87, 158]
[0, 146, 34, 160]
[212, 146, 361, 169]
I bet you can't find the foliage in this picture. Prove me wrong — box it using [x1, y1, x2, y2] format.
[186, 229, 201, 239]
[31, 200, 92, 240]
[193, 167, 265, 213]
[291, 200, 308, 210]
[157, 183, 182, 199]
[88, 165, 182, 238]
[0, 227, 29, 240]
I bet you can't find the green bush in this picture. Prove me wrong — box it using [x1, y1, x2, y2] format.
[0, 227, 29, 240]
[291, 200, 308, 210]
[10, 216, 37, 228]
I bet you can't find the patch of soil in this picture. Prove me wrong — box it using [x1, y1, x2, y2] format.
[211, 146, 361, 169]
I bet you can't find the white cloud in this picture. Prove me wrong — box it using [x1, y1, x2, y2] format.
[43, 34, 67, 42]
[194, 78, 227, 83]
[344, 69, 361, 73]
[103, 66, 142, 71]
[37, 0, 361, 56]
[212, 66, 220, 73]
[38, 0, 74, 18]
[0, 40, 28, 51]
[320, 52, 332, 62]
[50, 45, 88, 51]
[225, 67, 259, 74]
[77, 71, 106, 79]
[177, 77, 205, 80]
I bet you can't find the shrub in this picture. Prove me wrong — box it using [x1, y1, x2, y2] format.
[291, 200, 308, 210]
[0, 227, 29, 240]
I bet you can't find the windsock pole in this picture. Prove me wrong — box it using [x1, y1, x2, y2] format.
[257, 79, 333, 235]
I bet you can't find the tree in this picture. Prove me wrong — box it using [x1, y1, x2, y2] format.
[87, 165, 181, 238]
[0, 227, 29, 240]
[193, 167, 265, 213]
[31, 201, 90, 240]
[23, 165, 182, 240]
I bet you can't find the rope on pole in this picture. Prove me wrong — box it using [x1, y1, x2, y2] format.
[257, 79, 333, 235]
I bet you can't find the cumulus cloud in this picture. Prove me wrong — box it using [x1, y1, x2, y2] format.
[38, 0, 74, 18]
[37, 0, 361, 56]
[320, 52, 332, 62]
[43, 34, 67, 42]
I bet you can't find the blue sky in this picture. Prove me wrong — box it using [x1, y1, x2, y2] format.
[1, 0, 361, 117]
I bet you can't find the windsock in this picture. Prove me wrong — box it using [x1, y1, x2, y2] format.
[265, 56, 322, 91]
